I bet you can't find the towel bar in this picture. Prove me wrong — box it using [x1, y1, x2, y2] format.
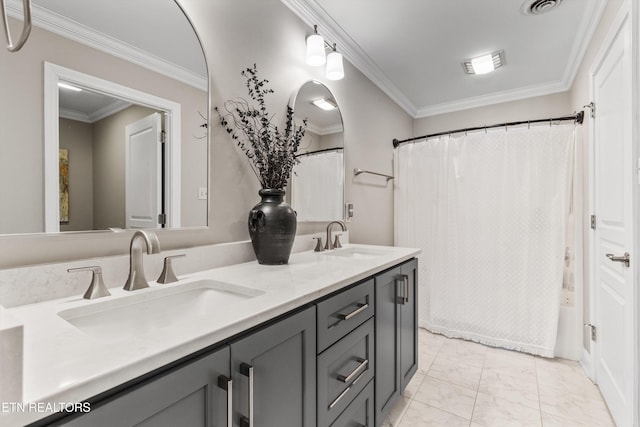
[353, 168, 394, 182]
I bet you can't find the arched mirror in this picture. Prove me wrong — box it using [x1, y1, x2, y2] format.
[289, 81, 344, 222]
[0, 0, 208, 235]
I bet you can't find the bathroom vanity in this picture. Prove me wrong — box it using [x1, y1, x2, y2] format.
[1, 244, 419, 427]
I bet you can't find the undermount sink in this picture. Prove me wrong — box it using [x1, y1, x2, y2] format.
[58, 279, 263, 339]
[324, 246, 389, 260]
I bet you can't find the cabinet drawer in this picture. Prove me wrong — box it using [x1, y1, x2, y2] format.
[317, 279, 374, 353]
[318, 317, 375, 427]
[330, 380, 374, 427]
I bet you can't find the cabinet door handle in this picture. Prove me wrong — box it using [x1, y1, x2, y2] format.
[217, 375, 232, 427]
[337, 358, 368, 383]
[337, 303, 369, 321]
[240, 363, 254, 427]
[403, 274, 410, 304]
[396, 274, 409, 305]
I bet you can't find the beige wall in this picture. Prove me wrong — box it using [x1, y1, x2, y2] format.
[413, 92, 572, 136]
[0, 0, 412, 267]
[0, 0, 624, 282]
[92, 105, 159, 230]
[188, 0, 412, 246]
[59, 118, 94, 232]
[0, 17, 207, 236]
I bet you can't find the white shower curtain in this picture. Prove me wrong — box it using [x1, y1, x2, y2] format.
[291, 150, 344, 221]
[394, 124, 575, 357]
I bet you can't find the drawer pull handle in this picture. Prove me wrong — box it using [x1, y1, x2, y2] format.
[329, 384, 352, 409]
[337, 358, 368, 383]
[329, 370, 367, 409]
[217, 375, 233, 427]
[338, 303, 369, 321]
[240, 363, 254, 427]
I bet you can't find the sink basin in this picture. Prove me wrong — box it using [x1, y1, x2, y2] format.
[58, 279, 263, 339]
[324, 246, 389, 260]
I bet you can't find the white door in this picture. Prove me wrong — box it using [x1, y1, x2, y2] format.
[591, 9, 635, 427]
[125, 112, 163, 229]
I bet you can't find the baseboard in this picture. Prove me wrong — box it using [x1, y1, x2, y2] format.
[580, 348, 595, 382]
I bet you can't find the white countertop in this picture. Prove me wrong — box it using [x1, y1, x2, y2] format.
[1, 244, 419, 426]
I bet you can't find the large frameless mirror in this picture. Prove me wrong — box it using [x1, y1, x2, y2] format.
[0, 0, 208, 235]
[289, 80, 344, 222]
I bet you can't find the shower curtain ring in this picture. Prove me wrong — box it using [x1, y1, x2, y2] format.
[527, 120, 530, 130]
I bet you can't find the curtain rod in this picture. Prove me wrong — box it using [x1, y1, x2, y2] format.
[392, 110, 584, 148]
[294, 147, 343, 158]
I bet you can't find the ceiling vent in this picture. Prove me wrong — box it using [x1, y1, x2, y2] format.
[521, 0, 563, 15]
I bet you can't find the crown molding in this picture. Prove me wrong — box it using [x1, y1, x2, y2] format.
[281, 0, 607, 119]
[560, 0, 607, 88]
[59, 108, 91, 123]
[415, 80, 569, 118]
[7, 0, 207, 91]
[59, 99, 132, 123]
[302, 121, 344, 136]
[281, 0, 418, 117]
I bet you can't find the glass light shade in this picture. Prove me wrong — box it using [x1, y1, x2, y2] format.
[306, 34, 326, 66]
[470, 54, 495, 75]
[326, 51, 344, 80]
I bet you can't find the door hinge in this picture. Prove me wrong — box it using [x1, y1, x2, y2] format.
[158, 213, 167, 225]
[590, 215, 596, 230]
[585, 323, 597, 341]
[161, 130, 166, 144]
[584, 101, 595, 119]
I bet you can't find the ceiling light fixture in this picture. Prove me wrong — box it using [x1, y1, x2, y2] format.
[462, 51, 505, 75]
[312, 98, 337, 111]
[58, 82, 82, 92]
[306, 25, 344, 81]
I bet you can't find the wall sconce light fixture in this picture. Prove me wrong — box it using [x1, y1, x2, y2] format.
[306, 26, 326, 66]
[306, 25, 344, 81]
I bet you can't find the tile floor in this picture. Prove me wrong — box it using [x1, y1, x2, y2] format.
[383, 328, 615, 427]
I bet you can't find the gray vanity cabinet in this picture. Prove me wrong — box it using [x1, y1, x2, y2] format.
[44, 258, 419, 427]
[230, 306, 316, 427]
[60, 346, 231, 427]
[374, 259, 418, 426]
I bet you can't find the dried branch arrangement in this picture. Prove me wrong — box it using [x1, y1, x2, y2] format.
[216, 64, 307, 189]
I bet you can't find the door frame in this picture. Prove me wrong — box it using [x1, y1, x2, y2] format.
[43, 62, 182, 231]
[586, 2, 639, 425]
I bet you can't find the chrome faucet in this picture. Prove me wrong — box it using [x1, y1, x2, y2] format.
[325, 220, 347, 250]
[123, 230, 161, 291]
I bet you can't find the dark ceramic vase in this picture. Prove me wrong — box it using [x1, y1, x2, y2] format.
[248, 188, 297, 265]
